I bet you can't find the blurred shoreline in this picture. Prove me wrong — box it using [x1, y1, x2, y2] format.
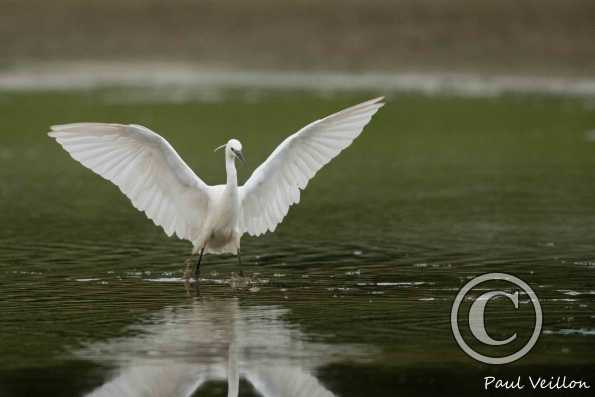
[2, 1, 594, 79]
[1, 62, 594, 98]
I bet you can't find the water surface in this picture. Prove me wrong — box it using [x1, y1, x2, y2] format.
[0, 90, 594, 396]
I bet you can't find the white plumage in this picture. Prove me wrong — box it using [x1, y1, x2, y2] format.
[49, 97, 384, 262]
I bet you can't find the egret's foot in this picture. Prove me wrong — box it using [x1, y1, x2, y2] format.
[229, 271, 252, 289]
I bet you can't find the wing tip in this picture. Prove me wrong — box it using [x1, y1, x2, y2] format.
[48, 123, 81, 137]
[343, 96, 385, 115]
[363, 96, 385, 106]
[50, 123, 78, 131]
[367, 96, 385, 110]
[49, 122, 125, 132]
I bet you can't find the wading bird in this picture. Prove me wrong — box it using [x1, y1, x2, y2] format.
[49, 97, 384, 278]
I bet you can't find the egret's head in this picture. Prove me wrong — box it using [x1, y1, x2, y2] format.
[215, 139, 245, 162]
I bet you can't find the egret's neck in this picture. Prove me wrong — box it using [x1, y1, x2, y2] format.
[225, 154, 238, 188]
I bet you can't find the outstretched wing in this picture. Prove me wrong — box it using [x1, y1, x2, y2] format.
[239, 97, 384, 236]
[49, 123, 209, 241]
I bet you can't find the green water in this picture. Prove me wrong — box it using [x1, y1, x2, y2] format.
[0, 90, 594, 396]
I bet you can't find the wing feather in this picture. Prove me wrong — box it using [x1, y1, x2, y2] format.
[49, 123, 210, 242]
[240, 97, 384, 236]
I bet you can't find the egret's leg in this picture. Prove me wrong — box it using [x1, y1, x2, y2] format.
[193, 246, 205, 280]
[183, 256, 194, 280]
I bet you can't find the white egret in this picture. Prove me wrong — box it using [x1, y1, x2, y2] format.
[49, 97, 384, 277]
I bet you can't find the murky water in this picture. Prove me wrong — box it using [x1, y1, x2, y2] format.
[1, 90, 594, 396]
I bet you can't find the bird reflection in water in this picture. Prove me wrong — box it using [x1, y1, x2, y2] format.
[77, 297, 365, 396]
